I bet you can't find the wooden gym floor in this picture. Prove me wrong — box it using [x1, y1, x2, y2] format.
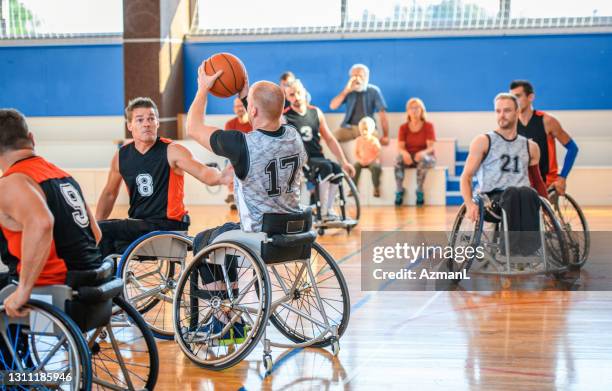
[105, 205, 612, 391]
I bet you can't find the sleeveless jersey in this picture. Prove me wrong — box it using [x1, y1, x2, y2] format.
[0, 156, 101, 285]
[476, 131, 531, 193]
[283, 105, 324, 159]
[234, 125, 308, 232]
[517, 110, 558, 184]
[119, 138, 186, 221]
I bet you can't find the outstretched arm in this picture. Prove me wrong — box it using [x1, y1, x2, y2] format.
[544, 113, 577, 195]
[187, 64, 250, 151]
[317, 108, 355, 177]
[167, 143, 227, 186]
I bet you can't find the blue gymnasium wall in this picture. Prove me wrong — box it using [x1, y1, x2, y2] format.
[184, 33, 612, 114]
[0, 44, 124, 116]
[1, 34, 610, 117]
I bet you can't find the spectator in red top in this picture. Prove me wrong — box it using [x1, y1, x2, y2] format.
[394, 98, 436, 206]
[223, 98, 253, 210]
[224, 98, 252, 134]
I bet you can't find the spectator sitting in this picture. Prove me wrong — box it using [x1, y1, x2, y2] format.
[354, 117, 382, 198]
[394, 98, 436, 206]
[329, 64, 390, 162]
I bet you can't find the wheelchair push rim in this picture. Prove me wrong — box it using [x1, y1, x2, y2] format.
[0, 299, 92, 391]
[549, 190, 590, 268]
[118, 232, 193, 340]
[172, 241, 271, 370]
[448, 196, 570, 280]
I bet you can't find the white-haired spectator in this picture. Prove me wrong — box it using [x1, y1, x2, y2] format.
[329, 64, 390, 158]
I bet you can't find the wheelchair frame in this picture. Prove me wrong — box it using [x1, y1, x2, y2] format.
[449, 192, 570, 279]
[115, 230, 193, 340]
[548, 188, 590, 269]
[0, 262, 159, 391]
[303, 165, 360, 235]
[172, 225, 350, 374]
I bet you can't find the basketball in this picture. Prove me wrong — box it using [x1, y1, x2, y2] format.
[203, 53, 246, 98]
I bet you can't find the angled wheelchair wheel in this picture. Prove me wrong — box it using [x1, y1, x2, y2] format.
[267, 242, 350, 347]
[549, 191, 590, 268]
[447, 203, 484, 282]
[87, 296, 159, 391]
[118, 231, 192, 339]
[1, 299, 92, 391]
[540, 199, 570, 271]
[173, 241, 271, 370]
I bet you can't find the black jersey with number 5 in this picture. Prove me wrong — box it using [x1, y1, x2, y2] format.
[119, 138, 186, 221]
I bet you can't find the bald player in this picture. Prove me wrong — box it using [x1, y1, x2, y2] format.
[185, 65, 307, 343]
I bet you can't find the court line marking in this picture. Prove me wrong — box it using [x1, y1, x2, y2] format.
[264, 221, 421, 378]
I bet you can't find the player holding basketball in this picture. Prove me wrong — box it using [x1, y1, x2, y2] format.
[185, 62, 307, 343]
[460, 93, 548, 221]
[284, 79, 355, 220]
[510, 80, 579, 195]
[95, 97, 231, 257]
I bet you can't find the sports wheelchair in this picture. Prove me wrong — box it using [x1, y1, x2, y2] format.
[171, 209, 350, 374]
[114, 231, 193, 340]
[548, 188, 590, 269]
[303, 164, 360, 235]
[0, 258, 158, 390]
[447, 190, 571, 282]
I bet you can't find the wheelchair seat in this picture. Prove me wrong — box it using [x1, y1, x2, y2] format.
[211, 209, 316, 264]
[0, 259, 123, 332]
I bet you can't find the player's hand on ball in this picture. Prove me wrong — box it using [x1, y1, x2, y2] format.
[197, 64, 223, 91]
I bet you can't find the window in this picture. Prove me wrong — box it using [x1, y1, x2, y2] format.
[346, 0, 500, 27]
[1, 0, 122, 39]
[195, 0, 341, 30]
[511, 0, 612, 18]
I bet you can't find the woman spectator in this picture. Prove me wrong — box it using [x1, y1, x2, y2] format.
[394, 98, 436, 206]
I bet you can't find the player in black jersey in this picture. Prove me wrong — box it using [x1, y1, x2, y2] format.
[284, 79, 355, 220]
[95, 97, 231, 257]
[510, 80, 579, 195]
[0, 109, 102, 318]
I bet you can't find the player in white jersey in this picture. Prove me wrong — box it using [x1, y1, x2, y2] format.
[185, 63, 308, 343]
[461, 93, 548, 221]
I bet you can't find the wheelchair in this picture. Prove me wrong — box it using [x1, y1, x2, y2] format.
[447, 190, 570, 283]
[172, 209, 350, 374]
[303, 164, 360, 235]
[548, 188, 590, 269]
[0, 258, 159, 390]
[114, 231, 193, 340]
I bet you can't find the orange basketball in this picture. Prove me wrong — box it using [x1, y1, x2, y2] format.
[203, 53, 247, 98]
